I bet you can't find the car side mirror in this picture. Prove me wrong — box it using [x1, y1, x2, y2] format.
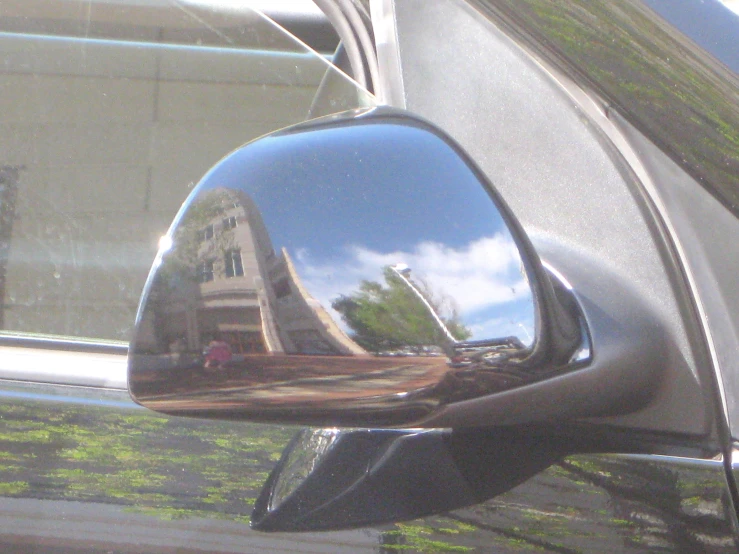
[251, 426, 574, 532]
[128, 107, 661, 429]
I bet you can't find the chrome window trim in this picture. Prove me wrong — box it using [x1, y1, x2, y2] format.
[370, 0, 405, 107]
[0, 31, 331, 86]
[0, 346, 127, 389]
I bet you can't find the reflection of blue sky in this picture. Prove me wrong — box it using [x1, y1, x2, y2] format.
[644, 0, 739, 73]
[197, 119, 535, 343]
[292, 236, 534, 344]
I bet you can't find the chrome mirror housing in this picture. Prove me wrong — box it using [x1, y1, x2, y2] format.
[128, 107, 589, 427]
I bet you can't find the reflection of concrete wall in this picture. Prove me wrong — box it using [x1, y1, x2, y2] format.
[0, 2, 368, 341]
[185, 195, 279, 354]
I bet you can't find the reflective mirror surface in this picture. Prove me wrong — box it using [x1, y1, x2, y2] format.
[129, 108, 584, 426]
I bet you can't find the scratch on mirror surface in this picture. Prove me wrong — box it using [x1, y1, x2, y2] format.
[85, 0, 92, 37]
[168, 0, 236, 45]
[80, 0, 93, 61]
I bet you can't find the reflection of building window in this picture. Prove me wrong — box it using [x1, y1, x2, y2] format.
[197, 224, 214, 242]
[222, 330, 265, 354]
[222, 216, 237, 230]
[225, 249, 244, 278]
[273, 277, 292, 299]
[197, 260, 214, 283]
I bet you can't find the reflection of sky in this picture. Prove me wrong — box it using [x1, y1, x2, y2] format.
[197, 119, 535, 343]
[292, 236, 534, 343]
[644, 0, 739, 73]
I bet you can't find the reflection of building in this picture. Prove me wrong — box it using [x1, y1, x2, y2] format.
[159, 190, 364, 357]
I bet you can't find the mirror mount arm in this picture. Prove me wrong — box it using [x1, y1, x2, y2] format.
[481, 178, 587, 370]
[529, 263, 589, 367]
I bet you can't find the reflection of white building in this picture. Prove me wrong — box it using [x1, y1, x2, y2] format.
[162, 191, 364, 356]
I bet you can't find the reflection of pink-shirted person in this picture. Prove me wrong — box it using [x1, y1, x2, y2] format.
[204, 340, 232, 369]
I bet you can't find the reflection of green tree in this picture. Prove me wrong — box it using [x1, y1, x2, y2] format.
[143, 189, 240, 352]
[400, 454, 735, 553]
[555, 457, 731, 551]
[159, 188, 239, 288]
[380, 520, 476, 553]
[1, 392, 735, 551]
[331, 267, 471, 354]
[489, 0, 739, 213]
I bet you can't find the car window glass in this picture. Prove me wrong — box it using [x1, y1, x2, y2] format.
[0, 0, 374, 344]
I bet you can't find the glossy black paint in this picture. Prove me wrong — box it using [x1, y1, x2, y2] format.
[253, 424, 739, 540]
[1, 380, 736, 552]
[1, 0, 738, 550]
[253, 428, 480, 531]
[252, 426, 588, 532]
[475, 0, 739, 215]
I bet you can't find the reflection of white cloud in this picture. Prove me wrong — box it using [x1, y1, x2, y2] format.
[720, 0, 739, 16]
[293, 234, 533, 341]
[469, 315, 534, 346]
[347, 236, 529, 313]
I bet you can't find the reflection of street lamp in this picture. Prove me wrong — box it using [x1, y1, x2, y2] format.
[389, 263, 458, 345]
[517, 322, 532, 344]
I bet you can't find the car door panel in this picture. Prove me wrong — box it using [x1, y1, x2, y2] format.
[0, 0, 738, 551]
[1, 380, 737, 552]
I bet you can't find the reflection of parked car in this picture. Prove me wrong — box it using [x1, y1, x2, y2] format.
[2, 0, 739, 552]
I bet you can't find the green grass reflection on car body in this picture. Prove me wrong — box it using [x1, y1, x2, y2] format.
[0, 396, 735, 552]
[0, 399, 293, 519]
[488, 0, 739, 212]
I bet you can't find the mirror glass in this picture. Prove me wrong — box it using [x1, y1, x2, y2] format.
[129, 108, 538, 426]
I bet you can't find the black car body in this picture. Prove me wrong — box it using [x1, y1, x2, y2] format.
[1, 0, 738, 552]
